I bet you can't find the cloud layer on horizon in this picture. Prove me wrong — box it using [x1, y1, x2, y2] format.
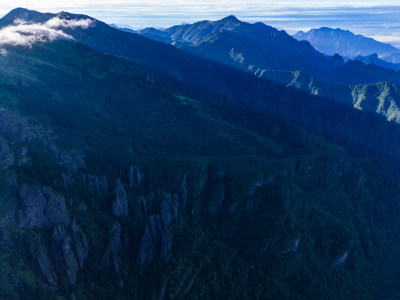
[0, 3, 399, 47]
[0, 17, 93, 47]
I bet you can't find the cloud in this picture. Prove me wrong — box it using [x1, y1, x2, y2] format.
[0, 17, 94, 47]
[369, 35, 400, 48]
[46, 17, 93, 29]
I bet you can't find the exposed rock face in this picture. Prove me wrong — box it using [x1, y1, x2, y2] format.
[229, 48, 245, 64]
[0, 137, 15, 169]
[129, 165, 144, 189]
[0, 109, 39, 143]
[15, 146, 30, 165]
[160, 193, 179, 225]
[325, 157, 351, 178]
[58, 148, 85, 173]
[112, 179, 128, 216]
[0, 171, 19, 227]
[82, 174, 108, 194]
[334, 249, 349, 266]
[34, 238, 59, 288]
[52, 224, 89, 286]
[18, 184, 68, 229]
[101, 222, 123, 273]
[350, 82, 400, 123]
[283, 237, 301, 254]
[137, 216, 172, 265]
[138, 196, 148, 214]
[63, 236, 80, 284]
[62, 173, 75, 188]
[247, 177, 265, 197]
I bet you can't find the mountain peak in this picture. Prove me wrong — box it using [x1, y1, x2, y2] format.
[294, 26, 399, 60]
[3, 7, 39, 20]
[220, 15, 240, 24]
[0, 7, 54, 26]
[8, 7, 31, 13]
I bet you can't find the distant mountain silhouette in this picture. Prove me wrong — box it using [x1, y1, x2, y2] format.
[1, 8, 400, 299]
[294, 27, 400, 63]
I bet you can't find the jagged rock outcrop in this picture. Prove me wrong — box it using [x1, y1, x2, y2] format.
[138, 196, 148, 214]
[0, 137, 15, 169]
[62, 173, 75, 188]
[334, 249, 349, 266]
[11, 231, 59, 288]
[325, 157, 351, 178]
[82, 174, 108, 194]
[18, 184, 68, 229]
[112, 179, 128, 216]
[350, 81, 400, 123]
[101, 222, 123, 273]
[58, 148, 85, 173]
[15, 146, 30, 165]
[52, 223, 89, 286]
[0, 109, 40, 143]
[247, 176, 266, 197]
[0, 171, 19, 227]
[137, 215, 172, 265]
[160, 193, 179, 225]
[129, 165, 144, 189]
[282, 237, 301, 254]
[34, 238, 59, 288]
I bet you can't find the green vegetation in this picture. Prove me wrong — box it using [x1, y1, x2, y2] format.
[0, 40, 399, 299]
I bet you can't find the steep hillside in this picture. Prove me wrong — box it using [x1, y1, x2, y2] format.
[0, 33, 400, 300]
[4, 8, 400, 129]
[349, 81, 400, 122]
[163, 16, 345, 77]
[139, 16, 400, 88]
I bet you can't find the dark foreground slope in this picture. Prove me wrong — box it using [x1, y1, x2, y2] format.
[4, 8, 400, 167]
[0, 37, 400, 299]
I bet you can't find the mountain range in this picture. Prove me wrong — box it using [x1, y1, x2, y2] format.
[135, 16, 400, 129]
[293, 27, 400, 64]
[1, 7, 400, 299]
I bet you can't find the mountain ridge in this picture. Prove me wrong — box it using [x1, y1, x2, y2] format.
[0, 38, 399, 299]
[293, 27, 400, 63]
[0, 9, 400, 298]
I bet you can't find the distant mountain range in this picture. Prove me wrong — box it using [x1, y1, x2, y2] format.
[109, 23, 136, 34]
[140, 16, 346, 78]
[2, 8, 400, 299]
[3, 9, 400, 162]
[134, 16, 400, 125]
[353, 53, 400, 70]
[293, 27, 400, 64]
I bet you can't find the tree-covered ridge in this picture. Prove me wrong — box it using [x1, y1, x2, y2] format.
[0, 37, 398, 300]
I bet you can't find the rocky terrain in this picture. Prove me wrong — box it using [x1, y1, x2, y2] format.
[0, 8, 399, 299]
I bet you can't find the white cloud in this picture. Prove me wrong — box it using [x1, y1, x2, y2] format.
[46, 17, 93, 29]
[0, 17, 93, 47]
[369, 35, 400, 48]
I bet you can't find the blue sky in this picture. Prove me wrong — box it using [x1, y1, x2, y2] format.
[2, 1, 400, 47]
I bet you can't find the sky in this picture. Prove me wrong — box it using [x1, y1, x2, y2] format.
[1, 1, 400, 47]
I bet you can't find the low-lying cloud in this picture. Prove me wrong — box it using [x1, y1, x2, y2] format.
[45, 17, 93, 30]
[0, 17, 94, 47]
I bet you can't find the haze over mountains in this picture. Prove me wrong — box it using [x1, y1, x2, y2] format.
[1, 7, 400, 299]
[136, 16, 400, 125]
[293, 27, 400, 64]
